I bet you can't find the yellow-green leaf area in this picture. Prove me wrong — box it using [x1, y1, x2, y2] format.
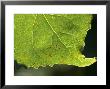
[14, 14, 96, 68]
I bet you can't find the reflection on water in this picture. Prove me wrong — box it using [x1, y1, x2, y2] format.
[14, 61, 97, 76]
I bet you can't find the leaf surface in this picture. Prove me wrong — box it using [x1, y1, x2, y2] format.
[14, 14, 96, 68]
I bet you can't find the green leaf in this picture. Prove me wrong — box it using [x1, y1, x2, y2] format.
[14, 14, 96, 68]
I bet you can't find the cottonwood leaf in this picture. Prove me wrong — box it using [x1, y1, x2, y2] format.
[14, 14, 96, 68]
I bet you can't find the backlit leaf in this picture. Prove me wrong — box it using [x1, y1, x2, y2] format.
[14, 14, 96, 68]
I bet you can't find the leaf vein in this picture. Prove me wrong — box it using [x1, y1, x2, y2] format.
[43, 14, 67, 48]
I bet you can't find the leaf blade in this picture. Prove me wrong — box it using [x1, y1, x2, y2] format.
[14, 14, 96, 68]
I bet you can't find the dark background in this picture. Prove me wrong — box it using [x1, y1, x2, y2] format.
[14, 14, 97, 76]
